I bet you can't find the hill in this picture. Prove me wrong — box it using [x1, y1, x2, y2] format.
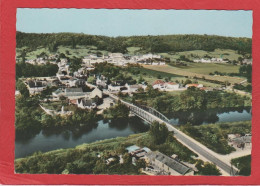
[16, 32, 252, 54]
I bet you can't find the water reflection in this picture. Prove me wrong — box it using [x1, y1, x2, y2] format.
[168, 107, 252, 125]
[15, 117, 149, 158]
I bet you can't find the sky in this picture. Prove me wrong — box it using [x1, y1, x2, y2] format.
[17, 9, 252, 38]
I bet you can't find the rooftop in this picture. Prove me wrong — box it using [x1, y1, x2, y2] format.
[146, 151, 191, 175]
[126, 145, 140, 153]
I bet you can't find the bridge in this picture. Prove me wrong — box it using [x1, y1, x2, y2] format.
[107, 93, 238, 176]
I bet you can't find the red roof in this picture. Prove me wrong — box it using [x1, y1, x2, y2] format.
[152, 80, 165, 86]
[166, 82, 177, 85]
[186, 84, 199, 87]
[69, 99, 77, 105]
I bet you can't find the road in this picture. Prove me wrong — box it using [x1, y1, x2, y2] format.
[107, 92, 237, 175]
[174, 130, 237, 175]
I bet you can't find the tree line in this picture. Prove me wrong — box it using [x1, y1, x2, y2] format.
[17, 32, 252, 54]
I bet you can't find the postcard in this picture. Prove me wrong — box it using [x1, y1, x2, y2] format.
[0, 0, 258, 185]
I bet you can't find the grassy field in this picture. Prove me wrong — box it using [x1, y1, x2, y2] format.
[159, 49, 244, 61]
[17, 45, 110, 60]
[125, 67, 222, 88]
[127, 47, 141, 55]
[143, 65, 245, 84]
[176, 63, 240, 75]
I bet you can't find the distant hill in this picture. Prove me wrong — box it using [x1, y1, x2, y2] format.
[16, 32, 252, 54]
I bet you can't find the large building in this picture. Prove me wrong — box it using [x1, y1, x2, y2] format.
[145, 151, 194, 176]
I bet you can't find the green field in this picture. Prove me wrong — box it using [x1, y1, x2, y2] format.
[16, 45, 110, 60]
[144, 65, 245, 84]
[177, 63, 240, 75]
[159, 49, 244, 61]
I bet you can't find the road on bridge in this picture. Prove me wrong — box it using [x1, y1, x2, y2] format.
[107, 92, 237, 176]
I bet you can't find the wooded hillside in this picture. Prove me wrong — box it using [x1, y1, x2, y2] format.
[16, 32, 252, 54]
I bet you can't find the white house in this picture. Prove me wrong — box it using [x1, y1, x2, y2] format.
[108, 84, 122, 92]
[152, 80, 166, 90]
[77, 98, 97, 109]
[165, 82, 180, 90]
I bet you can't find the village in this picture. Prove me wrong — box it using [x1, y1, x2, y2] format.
[15, 51, 252, 176]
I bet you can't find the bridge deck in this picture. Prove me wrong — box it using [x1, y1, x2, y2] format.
[107, 92, 237, 176]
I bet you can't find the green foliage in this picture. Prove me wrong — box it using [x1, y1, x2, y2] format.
[231, 155, 251, 176]
[149, 121, 171, 145]
[15, 96, 41, 138]
[69, 56, 82, 73]
[239, 65, 252, 83]
[16, 79, 29, 97]
[130, 86, 250, 115]
[16, 32, 252, 55]
[195, 160, 221, 175]
[180, 121, 251, 154]
[16, 63, 58, 78]
[103, 102, 129, 120]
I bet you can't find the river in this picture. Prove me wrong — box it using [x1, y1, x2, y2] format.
[15, 117, 149, 158]
[168, 107, 251, 125]
[15, 107, 251, 158]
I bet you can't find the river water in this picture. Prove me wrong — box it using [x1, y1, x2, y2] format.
[15, 107, 251, 158]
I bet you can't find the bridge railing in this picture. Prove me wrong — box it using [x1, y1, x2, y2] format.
[108, 93, 170, 123]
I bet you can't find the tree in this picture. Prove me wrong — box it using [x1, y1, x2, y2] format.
[195, 160, 221, 175]
[149, 121, 171, 145]
[16, 79, 29, 97]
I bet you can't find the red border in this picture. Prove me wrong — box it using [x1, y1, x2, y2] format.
[0, 0, 260, 184]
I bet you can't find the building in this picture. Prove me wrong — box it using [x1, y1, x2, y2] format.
[230, 134, 252, 149]
[26, 80, 47, 95]
[242, 59, 252, 65]
[185, 84, 203, 88]
[124, 83, 145, 93]
[165, 82, 180, 90]
[77, 98, 97, 109]
[68, 78, 85, 87]
[145, 151, 193, 175]
[152, 80, 166, 90]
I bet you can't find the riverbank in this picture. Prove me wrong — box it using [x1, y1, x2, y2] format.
[15, 131, 197, 174]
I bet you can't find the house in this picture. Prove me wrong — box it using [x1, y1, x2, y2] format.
[227, 134, 241, 142]
[126, 145, 151, 160]
[77, 98, 97, 109]
[27, 80, 47, 95]
[152, 80, 166, 90]
[68, 77, 85, 87]
[242, 59, 252, 64]
[124, 83, 144, 93]
[165, 82, 180, 90]
[185, 84, 203, 88]
[64, 87, 87, 99]
[96, 75, 108, 88]
[58, 76, 71, 85]
[52, 87, 87, 99]
[145, 151, 193, 176]
[231, 134, 252, 149]
[90, 87, 103, 99]
[108, 81, 125, 92]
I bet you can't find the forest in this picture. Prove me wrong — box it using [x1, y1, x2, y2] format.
[16, 32, 252, 54]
